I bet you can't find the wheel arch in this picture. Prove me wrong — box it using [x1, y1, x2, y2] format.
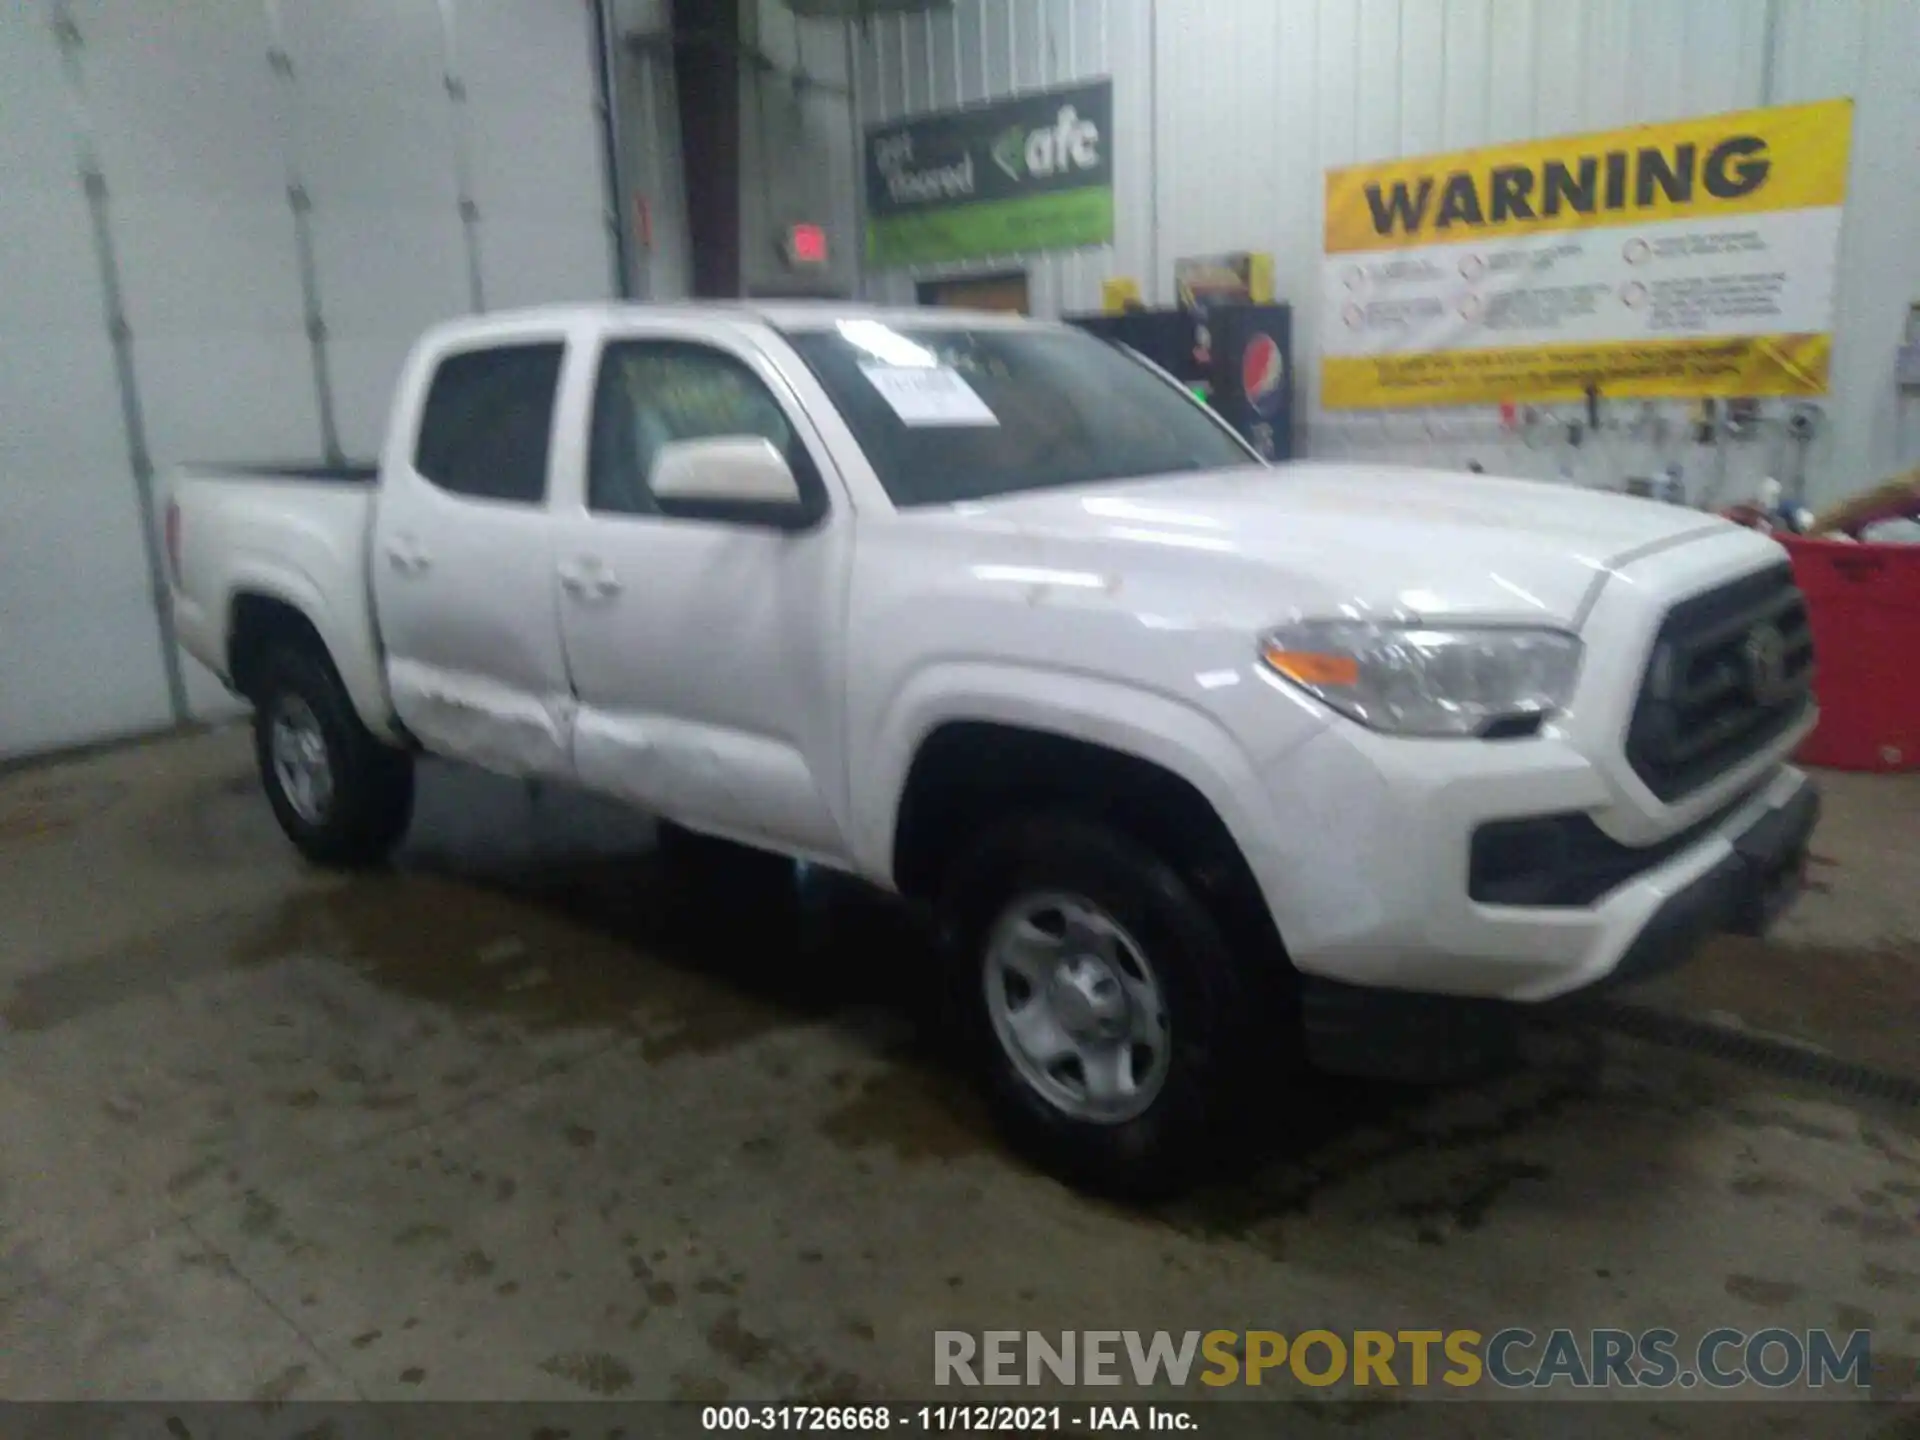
[888, 713, 1287, 962]
[223, 578, 399, 740]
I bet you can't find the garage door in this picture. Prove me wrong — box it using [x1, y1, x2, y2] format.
[0, 0, 614, 761]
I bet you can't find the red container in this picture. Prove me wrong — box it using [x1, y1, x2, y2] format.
[1779, 535, 1920, 771]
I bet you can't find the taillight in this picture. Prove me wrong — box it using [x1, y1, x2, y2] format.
[164, 500, 182, 586]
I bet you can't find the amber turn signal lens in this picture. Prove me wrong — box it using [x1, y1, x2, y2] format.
[1261, 646, 1360, 687]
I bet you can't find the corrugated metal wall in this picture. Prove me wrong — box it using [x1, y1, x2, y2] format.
[854, 0, 1920, 509]
[1, 0, 614, 760]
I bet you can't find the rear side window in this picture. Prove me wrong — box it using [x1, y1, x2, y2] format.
[413, 343, 563, 503]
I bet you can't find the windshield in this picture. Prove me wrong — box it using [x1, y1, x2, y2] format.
[783, 321, 1259, 508]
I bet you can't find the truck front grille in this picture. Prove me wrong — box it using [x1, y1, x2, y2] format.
[1624, 564, 1814, 802]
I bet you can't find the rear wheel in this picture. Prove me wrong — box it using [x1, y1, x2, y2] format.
[254, 648, 413, 867]
[943, 814, 1266, 1198]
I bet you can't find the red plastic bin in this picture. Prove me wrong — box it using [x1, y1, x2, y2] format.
[1778, 535, 1920, 771]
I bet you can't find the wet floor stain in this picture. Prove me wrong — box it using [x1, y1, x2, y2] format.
[250, 1361, 310, 1404]
[816, 1066, 994, 1164]
[450, 1248, 496, 1282]
[1728, 1171, 1800, 1200]
[1158, 1048, 1597, 1256]
[1863, 1262, 1920, 1293]
[0, 776, 127, 844]
[191, 802, 947, 1090]
[1824, 1205, 1915, 1242]
[1636, 937, 1920, 1082]
[1395, 1157, 1552, 1241]
[1871, 1351, 1918, 1401]
[670, 1373, 730, 1403]
[1723, 1274, 1806, 1307]
[538, 1351, 635, 1396]
[708, 1308, 774, 1367]
[238, 1191, 283, 1238]
[166, 1155, 224, 1197]
[0, 910, 255, 1032]
[626, 1254, 679, 1306]
[1726, 1106, 1850, 1143]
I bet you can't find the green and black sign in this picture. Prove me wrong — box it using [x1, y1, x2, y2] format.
[865, 80, 1114, 268]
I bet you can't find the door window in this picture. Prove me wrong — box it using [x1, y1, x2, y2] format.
[589, 341, 817, 516]
[414, 343, 564, 504]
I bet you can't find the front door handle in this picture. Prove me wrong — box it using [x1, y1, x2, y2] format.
[559, 557, 621, 601]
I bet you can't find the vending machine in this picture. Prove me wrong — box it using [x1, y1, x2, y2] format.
[1065, 302, 1294, 461]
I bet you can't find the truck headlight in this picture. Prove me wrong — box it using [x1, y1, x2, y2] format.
[1259, 621, 1582, 737]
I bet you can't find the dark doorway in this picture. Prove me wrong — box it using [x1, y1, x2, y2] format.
[672, 0, 741, 297]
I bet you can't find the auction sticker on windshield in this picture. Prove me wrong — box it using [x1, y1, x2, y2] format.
[861, 364, 999, 426]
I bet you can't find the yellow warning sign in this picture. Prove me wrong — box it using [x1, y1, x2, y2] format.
[1319, 101, 1851, 408]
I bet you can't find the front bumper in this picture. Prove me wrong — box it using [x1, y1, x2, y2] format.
[1599, 773, 1819, 987]
[1250, 712, 1817, 1003]
[1296, 770, 1818, 1081]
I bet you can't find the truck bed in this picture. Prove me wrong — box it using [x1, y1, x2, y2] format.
[166, 463, 396, 738]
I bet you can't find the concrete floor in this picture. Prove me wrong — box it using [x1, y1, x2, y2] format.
[1, 728, 1917, 1431]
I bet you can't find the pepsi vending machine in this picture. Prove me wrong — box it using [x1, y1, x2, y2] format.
[1204, 303, 1293, 461]
[1064, 303, 1293, 460]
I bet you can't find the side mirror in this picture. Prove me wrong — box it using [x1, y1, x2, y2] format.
[649, 436, 818, 529]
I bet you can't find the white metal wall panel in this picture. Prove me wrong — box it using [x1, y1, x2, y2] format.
[1813, 0, 1920, 499]
[856, 0, 1920, 508]
[457, 0, 613, 309]
[284, 0, 469, 459]
[77, 2, 321, 468]
[1, 0, 614, 758]
[0, 5, 178, 754]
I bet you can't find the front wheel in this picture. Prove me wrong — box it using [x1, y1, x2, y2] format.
[942, 815, 1265, 1198]
[254, 648, 414, 868]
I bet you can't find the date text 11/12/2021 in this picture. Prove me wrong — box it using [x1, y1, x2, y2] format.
[701, 1406, 1193, 1432]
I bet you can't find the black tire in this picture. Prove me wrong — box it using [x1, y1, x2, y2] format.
[941, 813, 1267, 1199]
[253, 646, 414, 868]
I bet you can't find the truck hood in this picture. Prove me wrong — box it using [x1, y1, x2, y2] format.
[949, 461, 1729, 624]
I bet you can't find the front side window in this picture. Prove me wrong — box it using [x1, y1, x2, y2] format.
[589, 340, 812, 515]
[413, 343, 563, 503]
[782, 322, 1257, 508]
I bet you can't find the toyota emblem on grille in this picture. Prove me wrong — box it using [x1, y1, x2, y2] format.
[1742, 621, 1791, 705]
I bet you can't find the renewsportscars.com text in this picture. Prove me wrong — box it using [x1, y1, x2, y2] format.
[934, 1328, 1875, 1391]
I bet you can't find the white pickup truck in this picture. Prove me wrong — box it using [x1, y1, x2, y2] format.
[169, 301, 1819, 1193]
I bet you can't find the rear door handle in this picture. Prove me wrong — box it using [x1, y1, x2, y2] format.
[384, 538, 431, 573]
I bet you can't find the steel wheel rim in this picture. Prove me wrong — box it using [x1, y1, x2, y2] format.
[270, 695, 333, 825]
[983, 891, 1172, 1124]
